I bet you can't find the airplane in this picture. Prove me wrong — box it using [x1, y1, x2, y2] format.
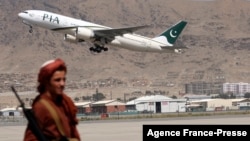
[18, 10, 188, 54]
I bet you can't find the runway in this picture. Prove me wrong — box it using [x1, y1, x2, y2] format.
[1, 114, 250, 141]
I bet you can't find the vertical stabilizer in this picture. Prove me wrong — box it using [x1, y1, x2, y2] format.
[152, 21, 187, 45]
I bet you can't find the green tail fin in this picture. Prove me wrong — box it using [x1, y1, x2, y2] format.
[154, 21, 187, 45]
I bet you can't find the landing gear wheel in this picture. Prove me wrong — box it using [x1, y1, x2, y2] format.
[29, 26, 33, 33]
[103, 48, 108, 51]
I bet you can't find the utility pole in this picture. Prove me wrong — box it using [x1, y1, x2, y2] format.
[124, 93, 129, 102]
[110, 90, 112, 100]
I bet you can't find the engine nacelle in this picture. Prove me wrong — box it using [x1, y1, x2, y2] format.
[174, 49, 183, 54]
[75, 27, 94, 40]
[64, 34, 78, 43]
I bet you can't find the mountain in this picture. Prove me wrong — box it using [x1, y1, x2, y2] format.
[0, 0, 250, 100]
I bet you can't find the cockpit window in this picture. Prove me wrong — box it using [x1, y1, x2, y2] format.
[22, 11, 33, 17]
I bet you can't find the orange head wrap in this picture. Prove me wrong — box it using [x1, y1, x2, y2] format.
[37, 58, 67, 93]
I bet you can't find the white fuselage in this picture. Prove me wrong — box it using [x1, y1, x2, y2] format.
[18, 10, 176, 53]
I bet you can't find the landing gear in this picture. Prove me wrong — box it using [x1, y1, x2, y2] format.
[89, 44, 108, 53]
[103, 47, 108, 51]
[22, 21, 33, 33]
[29, 26, 33, 33]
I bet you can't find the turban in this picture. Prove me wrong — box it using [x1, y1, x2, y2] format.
[37, 58, 67, 93]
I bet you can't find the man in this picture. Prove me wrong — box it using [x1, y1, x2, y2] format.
[24, 58, 81, 141]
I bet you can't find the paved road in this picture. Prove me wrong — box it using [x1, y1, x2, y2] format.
[1, 114, 250, 141]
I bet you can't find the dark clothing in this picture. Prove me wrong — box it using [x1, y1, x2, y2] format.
[23, 93, 80, 141]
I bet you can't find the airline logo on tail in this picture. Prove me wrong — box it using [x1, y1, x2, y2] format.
[153, 21, 187, 45]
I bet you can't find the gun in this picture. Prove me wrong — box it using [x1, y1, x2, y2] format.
[11, 86, 48, 141]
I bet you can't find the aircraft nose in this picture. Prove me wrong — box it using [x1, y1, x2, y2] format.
[18, 13, 23, 18]
[18, 12, 26, 19]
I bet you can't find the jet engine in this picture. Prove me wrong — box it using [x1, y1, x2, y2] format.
[75, 27, 94, 40]
[64, 34, 79, 43]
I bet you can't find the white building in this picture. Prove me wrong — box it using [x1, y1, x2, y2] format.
[0, 107, 22, 117]
[237, 99, 250, 110]
[223, 82, 250, 95]
[126, 95, 186, 113]
[189, 98, 245, 111]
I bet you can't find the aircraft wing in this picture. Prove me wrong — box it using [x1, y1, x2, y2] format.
[53, 25, 150, 43]
[160, 46, 189, 49]
[93, 25, 150, 39]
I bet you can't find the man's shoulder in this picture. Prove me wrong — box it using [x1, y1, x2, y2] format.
[63, 93, 74, 102]
[32, 94, 50, 110]
[32, 98, 47, 110]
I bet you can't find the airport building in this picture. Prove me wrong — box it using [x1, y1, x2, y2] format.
[187, 98, 245, 112]
[223, 82, 250, 95]
[237, 98, 250, 110]
[0, 107, 22, 117]
[126, 95, 186, 113]
[185, 81, 222, 95]
[75, 99, 126, 115]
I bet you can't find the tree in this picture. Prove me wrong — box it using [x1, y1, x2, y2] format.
[128, 97, 137, 101]
[92, 93, 105, 101]
[145, 90, 152, 95]
[244, 92, 250, 98]
[92, 88, 105, 101]
[229, 93, 236, 99]
[171, 95, 177, 99]
[74, 97, 79, 102]
[82, 96, 92, 100]
[218, 94, 229, 99]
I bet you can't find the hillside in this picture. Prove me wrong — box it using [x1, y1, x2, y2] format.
[0, 0, 250, 102]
